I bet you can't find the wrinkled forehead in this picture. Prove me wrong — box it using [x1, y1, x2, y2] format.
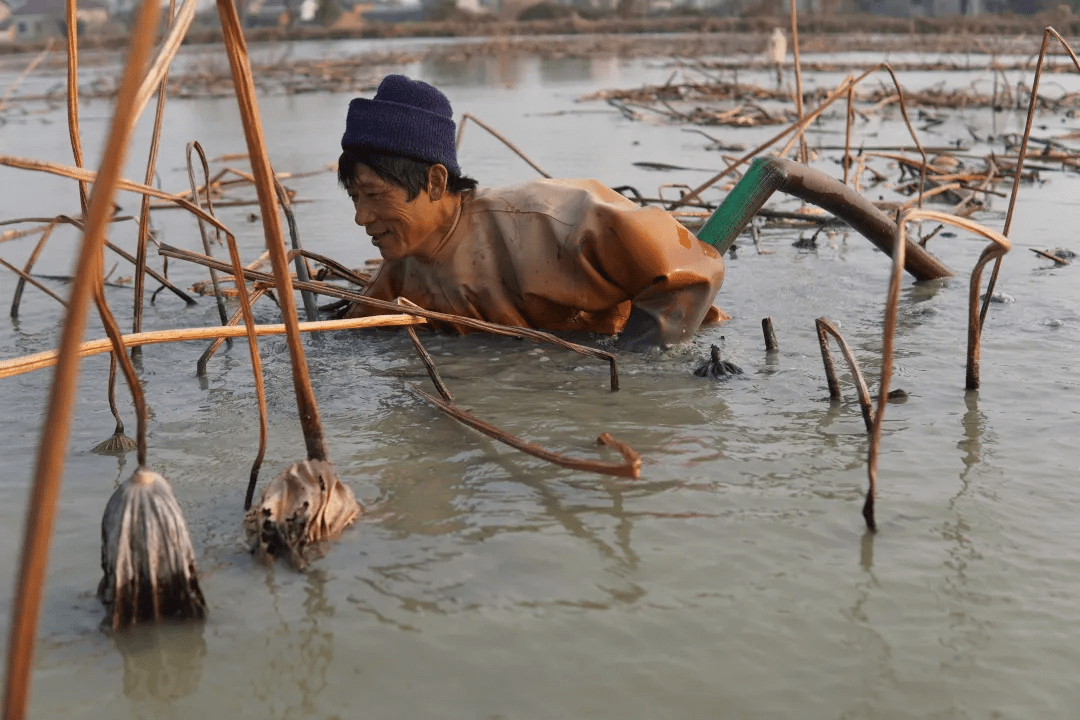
[347, 163, 391, 190]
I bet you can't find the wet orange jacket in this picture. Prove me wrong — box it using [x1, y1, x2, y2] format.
[346, 178, 727, 347]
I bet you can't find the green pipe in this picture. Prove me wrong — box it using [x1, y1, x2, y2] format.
[695, 156, 954, 282]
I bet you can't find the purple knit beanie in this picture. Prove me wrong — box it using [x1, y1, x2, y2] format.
[341, 75, 460, 173]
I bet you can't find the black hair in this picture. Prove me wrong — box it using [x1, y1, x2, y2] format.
[337, 146, 478, 200]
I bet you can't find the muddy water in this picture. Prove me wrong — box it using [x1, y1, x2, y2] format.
[1, 39, 1079, 718]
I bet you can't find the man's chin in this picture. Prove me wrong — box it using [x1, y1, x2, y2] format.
[372, 241, 403, 262]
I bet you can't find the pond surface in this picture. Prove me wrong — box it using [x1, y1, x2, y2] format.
[1, 36, 1079, 719]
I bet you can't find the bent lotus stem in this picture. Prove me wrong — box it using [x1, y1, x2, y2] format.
[186, 140, 232, 331]
[3, 0, 159, 716]
[90, 352, 138, 456]
[197, 286, 267, 376]
[815, 317, 874, 434]
[64, 0, 88, 215]
[865, 208, 1011, 532]
[990, 27, 1080, 330]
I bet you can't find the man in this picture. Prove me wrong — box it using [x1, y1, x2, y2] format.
[339, 74, 727, 348]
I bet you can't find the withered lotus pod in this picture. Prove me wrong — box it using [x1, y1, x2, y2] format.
[99, 468, 207, 630]
[244, 458, 361, 570]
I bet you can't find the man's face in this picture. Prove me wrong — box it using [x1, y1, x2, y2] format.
[347, 163, 442, 262]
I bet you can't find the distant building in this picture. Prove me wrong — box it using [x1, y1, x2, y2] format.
[0, 0, 13, 42]
[243, 0, 290, 26]
[855, 0, 981, 15]
[8, 0, 108, 42]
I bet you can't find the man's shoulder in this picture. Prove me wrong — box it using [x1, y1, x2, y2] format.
[472, 178, 632, 216]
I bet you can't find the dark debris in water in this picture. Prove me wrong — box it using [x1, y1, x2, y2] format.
[877, 388, 909, 403]
[694, 344, 744, 380]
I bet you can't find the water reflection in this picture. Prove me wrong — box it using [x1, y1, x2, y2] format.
[420, 55, 526, 90]
[840, 531, 896, 716]
[957, 389, 985, 470]
[253, 569, 336, 716]
[538, 57, 592, 84]
[112, 621, 207, 707]
[938, 390, 993, 677]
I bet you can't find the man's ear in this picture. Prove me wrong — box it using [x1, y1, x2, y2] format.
[427, 164, 449, 201]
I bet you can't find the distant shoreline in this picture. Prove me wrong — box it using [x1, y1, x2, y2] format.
[2, 12, 1078, 58]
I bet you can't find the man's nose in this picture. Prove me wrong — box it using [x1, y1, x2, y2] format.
[353, 200, 373, 227]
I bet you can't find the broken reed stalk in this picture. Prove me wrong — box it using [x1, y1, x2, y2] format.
[3, 0, 160, 716]
[0, 208, 196, 307]
[0, 313, 424, 379]
[992, 27, 1080, 329]
[9, 220, 60, 318]
[814, 317, 874, 434]
[679, 61, 929, 212]
[218, 0, 360, 565]
[0, 221, 55, 244]
[780, 64, 928, 207]
[401, 299, 454, 402]
[158, 243, 622, 391]
[130, 0, 197, 123]
[299, 247, 369, 287]
[0, 39, 54, 112]
[274, 177, 319, 323]
[197, 286, 265, 376]
[843, 83, 854, 186]
[404, 314, 640, 479]
[675, 75, 858, 209]
[0, 158, 257, 310]
[456, 113, 552, 179]
[105, 239, 198, 306]
[762, 316, 778, 352]
[0, 255, 67, 309]
[186, 141, 231, 330]
[409, 385, 642, 479]
[0, 155, 252, 236]
[1032, 248, 1069, 264]
[132, 0, 180, 357]
[63, 0, 88, 216]
[787, 0, 807, 165]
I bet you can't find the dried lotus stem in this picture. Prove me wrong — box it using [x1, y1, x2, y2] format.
[409, 385, 642, 480]
[0, 314, 425, 380]
[4, 1, 160, 715]
[456, 113, 552, 179]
